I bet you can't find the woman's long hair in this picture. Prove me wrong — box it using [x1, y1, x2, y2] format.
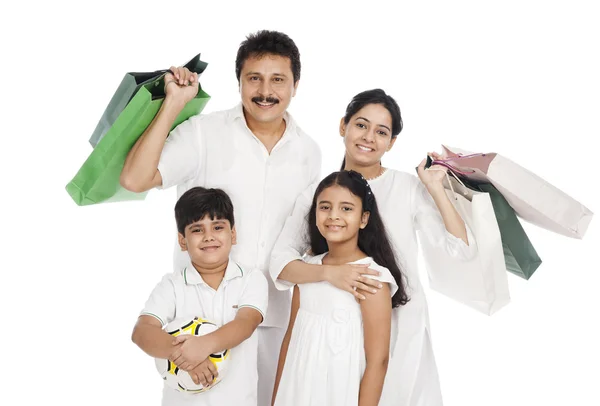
[307, 170, 409, 307]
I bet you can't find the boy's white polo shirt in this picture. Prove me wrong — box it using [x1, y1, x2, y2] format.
[141, 258, 268, 406]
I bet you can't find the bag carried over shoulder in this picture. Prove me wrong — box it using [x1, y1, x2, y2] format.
[435, 145, 593, 239]
[66, 54, 210, 206]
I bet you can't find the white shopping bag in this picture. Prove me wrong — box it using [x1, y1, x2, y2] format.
[439, 145, 593, 239]
[420, 175, 510, 315]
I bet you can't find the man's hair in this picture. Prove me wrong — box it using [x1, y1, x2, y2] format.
[235, 30, 301, 83]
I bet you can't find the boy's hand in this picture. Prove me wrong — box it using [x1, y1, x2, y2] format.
[188, 358, 219, 387]
[169, 335, 211, 371]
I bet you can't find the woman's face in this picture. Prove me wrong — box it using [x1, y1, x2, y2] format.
[341, 103, 396, 167]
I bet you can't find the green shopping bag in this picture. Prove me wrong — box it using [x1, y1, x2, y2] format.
[66, 69, 210, 206]
[473, 182, 542, 279]
[421, 156, 542, 280]
[88, 54, 207, 147]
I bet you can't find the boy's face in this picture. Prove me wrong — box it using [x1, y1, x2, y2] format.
[239, 53, 298, 125]
[178, 215, 236, 271]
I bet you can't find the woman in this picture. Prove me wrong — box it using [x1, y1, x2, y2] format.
[270, 89, 477, 405]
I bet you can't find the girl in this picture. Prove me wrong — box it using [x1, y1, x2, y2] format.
[272, 170, 409, 406]
[270, 89, 477, 405]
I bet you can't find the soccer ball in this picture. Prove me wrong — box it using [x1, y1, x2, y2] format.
[155, 317, 230, 393]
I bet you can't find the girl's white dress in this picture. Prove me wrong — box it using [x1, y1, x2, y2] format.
[274, 254, 398, 406]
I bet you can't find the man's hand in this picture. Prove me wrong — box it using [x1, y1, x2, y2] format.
[164, 66, 199, 105]
[324, 263, 383, 300]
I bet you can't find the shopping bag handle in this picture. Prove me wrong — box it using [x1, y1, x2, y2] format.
[431, 160, 476, 175]
[437, 152, 488, 161]
[418, 155, 476, 176]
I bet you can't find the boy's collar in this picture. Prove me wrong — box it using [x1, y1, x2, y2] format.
[183, 258, 244, 286]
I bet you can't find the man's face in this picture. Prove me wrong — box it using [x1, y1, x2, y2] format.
[239, 53, 298, 125]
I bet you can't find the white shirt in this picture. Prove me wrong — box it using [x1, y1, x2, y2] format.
[157, 103, 321, 328]
[270, 168, 477, 405]
[141, 258, 268, 406]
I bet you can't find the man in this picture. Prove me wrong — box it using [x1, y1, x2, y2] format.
[121, 30, 321, 405]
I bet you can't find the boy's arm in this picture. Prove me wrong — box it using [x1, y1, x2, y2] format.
[215, 268, 269, 351]
[132, 315, 180, 359]
[205, 307, 263, 352]
[133, 316, 216, 387]
[171, 308, 264, 371]
[358, 283, 392, 406]
[272, 285, 300, 405]
[133, 274, 178, 357]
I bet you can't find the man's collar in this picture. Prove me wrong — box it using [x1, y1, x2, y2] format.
[228, 103, 297, 135]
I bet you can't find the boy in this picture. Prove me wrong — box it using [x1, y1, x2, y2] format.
[132, 187, 268, 405]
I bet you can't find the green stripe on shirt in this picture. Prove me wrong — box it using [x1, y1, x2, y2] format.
[141, 312, 165, 326]
[238, 304, 265, 320]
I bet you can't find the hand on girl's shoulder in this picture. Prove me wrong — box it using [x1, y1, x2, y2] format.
[358, 259, 398, 297]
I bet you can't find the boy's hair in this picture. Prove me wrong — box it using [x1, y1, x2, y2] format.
[175, 187, 235, 235]
[235, 30, 301, 83]
[306, 171, 410, 308]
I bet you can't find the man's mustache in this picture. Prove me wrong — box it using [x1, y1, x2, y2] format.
[252, 96, 280, 104]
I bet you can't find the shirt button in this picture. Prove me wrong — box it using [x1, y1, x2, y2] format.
[261, 241, 266, 247]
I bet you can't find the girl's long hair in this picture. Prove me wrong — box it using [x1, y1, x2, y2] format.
[307, 170, 409, 307]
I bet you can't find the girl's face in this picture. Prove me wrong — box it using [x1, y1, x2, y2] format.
[341, 103, 396, 167]
[315, 184, 369, 245]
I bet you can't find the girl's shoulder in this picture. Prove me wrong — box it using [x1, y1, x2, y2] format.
[349, 256, 386, 272]
[350, 257, 399, 297]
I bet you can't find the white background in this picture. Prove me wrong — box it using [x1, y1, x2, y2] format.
[1, 0, 599, 405]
